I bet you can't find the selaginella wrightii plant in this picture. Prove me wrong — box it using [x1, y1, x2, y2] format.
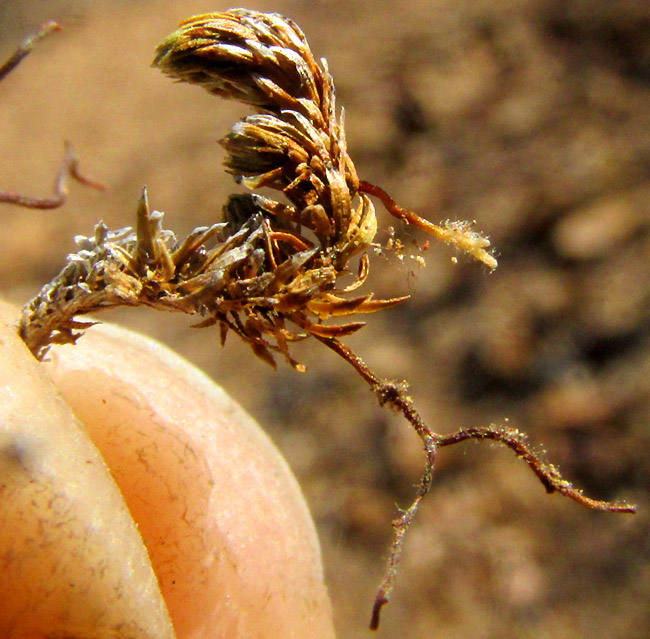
[13, 9, 636, 629]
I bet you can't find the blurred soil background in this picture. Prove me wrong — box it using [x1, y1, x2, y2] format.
[1, 1, 649, 637]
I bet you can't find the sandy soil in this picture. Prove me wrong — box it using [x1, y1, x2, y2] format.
[1, 1, 649, 638]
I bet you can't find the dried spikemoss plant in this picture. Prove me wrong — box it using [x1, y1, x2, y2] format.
[7, 9, 636, 629]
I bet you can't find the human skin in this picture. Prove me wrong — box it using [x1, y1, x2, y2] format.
[0, 300, 336, 639]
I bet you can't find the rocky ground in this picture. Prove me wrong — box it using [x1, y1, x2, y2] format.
[1, 1, 649, 637]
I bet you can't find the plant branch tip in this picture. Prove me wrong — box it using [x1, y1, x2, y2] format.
[0, 20, 62, 83]
[369, 597, 387, 631]
[37, 21, 63, 36]
[359, 181, 498, 271]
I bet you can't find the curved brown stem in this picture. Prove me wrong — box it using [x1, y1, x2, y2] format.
[436, 426, 637, 513]
[314, 334, 636, 630]
[0, 142, 105, 210]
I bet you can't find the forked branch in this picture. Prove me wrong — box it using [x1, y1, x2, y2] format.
[316, 335, 636, 629]
[0, 142, 105, 209]
[0, 23, 104, 209]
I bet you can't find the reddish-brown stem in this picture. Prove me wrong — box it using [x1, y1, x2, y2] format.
[269, 231, 312, 252]
[436, 426, 637, 513]
[313, 335, 437, 448]
[0, 21, 61, 82]
[358, 179, 460, 248]
[314, 334, 636, 630]
[358, 180, 498, 270]
[359, 180, 430, 229]
[314, 336, 440, 629]
[1, 24, 104, 210]
[0, 142, 105, 210]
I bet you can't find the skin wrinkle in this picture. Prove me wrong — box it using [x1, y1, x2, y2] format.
[54, 368, 219, 632]
[116, 401, 225, 631]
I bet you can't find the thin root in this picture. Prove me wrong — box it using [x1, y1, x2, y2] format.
[314, 335, 636, 630]
[358, 180, 498, 270]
